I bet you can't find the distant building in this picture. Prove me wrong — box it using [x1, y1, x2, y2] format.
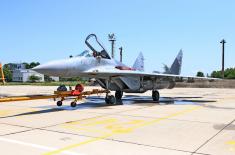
[13, 69, 44, 82]
[9, 63, 60, 82]
[7, 63, 26, 71]
[49, 76, 60, 82]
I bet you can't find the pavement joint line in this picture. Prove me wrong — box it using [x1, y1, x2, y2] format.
[104, 138, 194, 154]
[39, 126, 211, 155]
[191, 118, 235, 155]
[0, 105, 155, 139]
[39, 104, 156, 129]
[36, 128, 98, 139]
[86, 112, 215, 125]
[192, 153, 211, 155]
[43, 105, 202, 155]
[108, 139, 210, 155]
[43, 134, 114, 155]
[0, 137, 82, 155]
[0, 129, 36, 137]
[0, 122, 35, 129]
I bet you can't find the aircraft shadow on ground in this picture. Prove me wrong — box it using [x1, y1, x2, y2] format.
[0, 96, 218, 118]
[213, 121, 235, 131]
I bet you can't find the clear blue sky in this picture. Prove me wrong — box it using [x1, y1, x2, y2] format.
[0, 0, 234, 75]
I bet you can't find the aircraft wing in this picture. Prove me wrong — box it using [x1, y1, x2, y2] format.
[81, 67, 219, 80]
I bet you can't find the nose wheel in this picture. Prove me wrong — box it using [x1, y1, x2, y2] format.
[105, 95, 116, 104]
[152, 90, 160, 102]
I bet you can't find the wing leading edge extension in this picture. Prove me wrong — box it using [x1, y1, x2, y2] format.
[82, 68, 218, 80]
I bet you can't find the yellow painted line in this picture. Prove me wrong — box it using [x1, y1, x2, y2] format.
[43, 134, 114, 155]
[0, 110, 11, 116]
[64, 115, 107, 126]
[126, 106, 202, 131]
[43, 105, 202, 155]
[62, 125, 109, 135]
[227, 141, 235, 145]
[0, 108, 38, 117]
[226, 140, 235, 152]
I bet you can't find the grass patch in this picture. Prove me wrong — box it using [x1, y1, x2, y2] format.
[0, 81, 88, 86]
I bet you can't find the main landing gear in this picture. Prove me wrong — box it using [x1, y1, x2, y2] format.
[105, 90, 123, 105]
[152, 90, 160, 102]
[105, 95, 116, 104]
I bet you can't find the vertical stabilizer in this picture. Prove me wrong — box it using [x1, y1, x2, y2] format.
[169, 49, 183, 75]
[132, 52, 144, 71]
[163, 49, 183, 75]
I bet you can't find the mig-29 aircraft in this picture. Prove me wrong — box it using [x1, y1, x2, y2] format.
[33, 34, 215, 105]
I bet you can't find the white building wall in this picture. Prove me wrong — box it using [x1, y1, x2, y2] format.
[13, 69, 44, 82]
[12, 70, 23, 82]
[50, 76, 59, 82]
[24, 72, 44, 82]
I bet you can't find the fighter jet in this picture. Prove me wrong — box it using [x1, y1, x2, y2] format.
[33, 34, 215, 104]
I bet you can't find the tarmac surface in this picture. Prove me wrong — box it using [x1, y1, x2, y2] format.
[0, 86, 235, 155]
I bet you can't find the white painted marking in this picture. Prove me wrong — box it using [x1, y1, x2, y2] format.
[0, 137, 84, 155]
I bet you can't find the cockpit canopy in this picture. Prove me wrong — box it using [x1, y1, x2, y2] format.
[77, 50, 93, 57]
[77, 50, 111, 59]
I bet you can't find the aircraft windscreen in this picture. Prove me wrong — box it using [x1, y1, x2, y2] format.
[78, 50, 92, 57]
[100, 50, 111, 59]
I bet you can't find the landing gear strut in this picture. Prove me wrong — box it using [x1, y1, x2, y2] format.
[115, 90, 123, 100]
[152, 90, 160, 102]
[104, 79, 116, 105]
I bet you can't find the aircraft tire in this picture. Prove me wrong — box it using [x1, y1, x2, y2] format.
[57, 101, 63, 106]
[109, 95, 116, 104]
[105, 97, 110, 104]
[71, 102, 77, 107]
[105, 95, 116, 104]
[152, 90, 160, 102]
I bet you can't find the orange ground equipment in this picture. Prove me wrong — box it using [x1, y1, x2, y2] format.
[0, 86, 109, 107]
[0, 63, 5, 85]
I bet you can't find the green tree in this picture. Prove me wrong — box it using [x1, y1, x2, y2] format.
[23, 62, 40, 69]
[44, 75, 54, 82]
[211, 68, 235, 79]
[211, 71, 222, 78]
[3, 65, 12, 82]
[29, 62, 40, 69]
[225, 68, 235, 79]
[28, 75, 41, 82]
[196, 71, 205, 77]
[23, 62, 30, 69]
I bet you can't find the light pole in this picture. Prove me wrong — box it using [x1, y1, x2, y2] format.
[119, 47, 123, 62]
[220, 39, 226, 79]
[108, 34, 116, 59]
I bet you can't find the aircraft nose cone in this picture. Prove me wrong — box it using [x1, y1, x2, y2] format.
[32, 61, 67, 76]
